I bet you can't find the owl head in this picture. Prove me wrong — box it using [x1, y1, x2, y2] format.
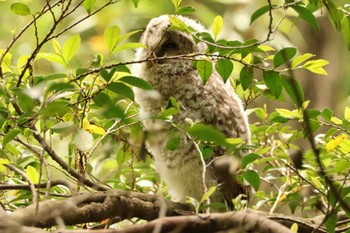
[135, 15, 208, 75]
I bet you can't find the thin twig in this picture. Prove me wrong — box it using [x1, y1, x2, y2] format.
[5, 164, 39, 204]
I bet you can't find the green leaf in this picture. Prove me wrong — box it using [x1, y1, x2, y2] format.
[325, 211, 337, 233]
[291, 5, 319, 30]
[302, 59, 329, 75]
[92, 92, 112, 107]
[104, 26, 121, 53]
[212, 15, 223, 39]
[82, 0, 96, 14]
[200, 186, 217, 204]
[345, 106, 350, 121]
[131, 0, 139, 8]
[196, 60, 212, 84]
[273, 47, 297, 68]
[50, 121, 74, 134]
[0, 158, 10, 165]
[291, 53, 314, 68]
[107, 82, 134, 100]
[242, 153, 260, 169]
[74, 128, 94, 152]
[250, 5, 270, 25]
[3, 129, 22, 148]
[171, 0, 182, 10]
[52, 39, 62, 54]
[100, 68, 116, 82]
[216, 59, 233, 82]
[240, 66, 253, 90]
[176, 5, 196, 15]
[243, 170, 260, 191]
[324, 0, 343, 31]
[168, 15, 191, 32]
[166, 131, 181, 151]
[119, 30, 142, 42]
[26, 165, 40, 183]
[37, 53, 65, 66]
[281, 76, 304, 108]
[119, 76, 152, 90]
[62, 34, 81, 63]
[291, 223, 298, 233]
[115, 65, 131, 73]
[188, 124, 228, 147]
[10, 3, 31, 16]
[263, 70, 283, 99]
[47, 82, 76, 93]
[114, 43, 146, 53]
[321, 107, 333, 122]
[341, 16, 350, 50]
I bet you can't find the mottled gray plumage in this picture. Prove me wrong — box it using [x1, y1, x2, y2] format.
[133, 15, 250, 204]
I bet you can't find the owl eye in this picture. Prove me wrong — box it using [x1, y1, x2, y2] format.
[162, 42, 178, 49]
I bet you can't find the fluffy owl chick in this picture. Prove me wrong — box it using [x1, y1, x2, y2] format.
[133, 15, 250, 204]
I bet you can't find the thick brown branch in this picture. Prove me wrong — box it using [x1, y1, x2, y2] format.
[10, 190, 192, 228]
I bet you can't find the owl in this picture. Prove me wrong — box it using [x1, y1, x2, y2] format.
[133, 15, 251, 207]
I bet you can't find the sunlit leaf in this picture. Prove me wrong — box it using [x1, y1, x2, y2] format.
[291, 223, 298, 233]
[331, 116, 342, 125]
[197, 60, 212, 84]
[344, 106, 350, 120]
[171, 0, 182, 10]
[243, 170, 260, 191]
[200, 186, 217, 204]
[263, 70, 282, 99]
[168, 15, 192, 32]
[311, 177, 323, 189]
[62, 34, 81, 63]
[83, 118, 106, 135]
[302, 59, 329, 75]
[326, 134, 348, 152]
[216, 59, 233, 82]
[52, 38, 62, 54]
[26, 165, 39, 183]
[74, 128, 94, 151]
[10, 3, 31, 16]
[273, 47, 297, 68]
[291, 53, 314, 68]
[212, 15, 223, 39]
[0, 158, 10, 165]
[104, 26, 121, 53]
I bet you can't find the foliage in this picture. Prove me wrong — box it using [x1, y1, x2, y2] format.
[0, 0, 350, 232]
